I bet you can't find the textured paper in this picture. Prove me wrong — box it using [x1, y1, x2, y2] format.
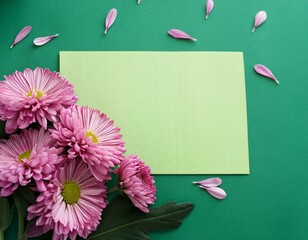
[60, 51, 250, 174]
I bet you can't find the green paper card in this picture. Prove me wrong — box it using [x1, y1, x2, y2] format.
[60, 51, 249, 174]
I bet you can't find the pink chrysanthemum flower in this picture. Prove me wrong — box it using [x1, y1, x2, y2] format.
[0, 128, 63, 196]
[0, 68, 78, 134]
[115, 155, 156, 213]
[27, 158, 107, 240]
[51, 105, 125, 181]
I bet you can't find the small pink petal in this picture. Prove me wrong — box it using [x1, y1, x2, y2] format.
[254, 64, 279, 84]
[193, 177, 222, 187]
[105, 8, 117, 34]
[33, 34, 59, 46]
[10, 26, 32, 48]
[205, 0, 214, 19]
[168, 29, 197, 41]
[200, 186, 227, 200]
[138, 0, 141, 4]
[252, 11, 267, 32]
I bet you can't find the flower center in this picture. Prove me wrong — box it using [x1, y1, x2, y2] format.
[85, 131, 98, 143]
[27, 90, 44, 99]
[18, 150, 31, 162]
[62, 181, 81, 204]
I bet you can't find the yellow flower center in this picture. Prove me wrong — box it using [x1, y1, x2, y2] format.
[27, 90, 44, 99]
[85, 131, 98, 143]
[62, 181, 81, 204]
[18, 150, 31, 163]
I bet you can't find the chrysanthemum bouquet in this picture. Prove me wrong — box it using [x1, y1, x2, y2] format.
[0, 68, 193, 240]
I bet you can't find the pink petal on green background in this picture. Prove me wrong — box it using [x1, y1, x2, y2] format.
[254, 64, 279, 84]
[252, 11, 267, 32]
[168, 29, 197, 41]
[33, 34, 59, 46]
[10, 26, 32, 48]
[138, 0, 141, 4]
[205, 0, 214, 19]
[193, 178, 222, 187]
[200, 186, 227, 200]
[105, 8, 117, 34]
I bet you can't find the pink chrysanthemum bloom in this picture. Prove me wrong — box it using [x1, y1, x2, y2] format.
[51, 105, 125, 181]
[0, 68, 78, 134]
[27, 158, 107, 240]
[115, 155, 156, 213]
[0, 128, 63, 196]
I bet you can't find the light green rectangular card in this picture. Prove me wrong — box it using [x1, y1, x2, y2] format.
[60, 51, 250, 174]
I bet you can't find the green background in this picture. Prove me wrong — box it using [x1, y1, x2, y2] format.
[0, 0, 308, 239]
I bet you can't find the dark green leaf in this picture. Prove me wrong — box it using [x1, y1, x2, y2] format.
[0, 197, 13, 231]
[25, 219, 53, 240]
[87, 196, 194, 240]
[0, 120, 8, 139]
[13, 186, 36, 218]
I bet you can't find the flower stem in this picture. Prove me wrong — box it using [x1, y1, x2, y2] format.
[108, 185, 119, 193]
[17, 212, 24, 240]
[0, 230, 4, 240]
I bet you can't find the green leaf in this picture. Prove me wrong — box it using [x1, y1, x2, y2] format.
[0, 197, 13, 231]
[0, 120, 8, 139]
[87, 196, 194, 240]
[13, 186, 36, 218]
[14, 186, 36, 240]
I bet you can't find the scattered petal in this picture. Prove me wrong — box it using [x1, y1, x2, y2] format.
[205, 0, 214, 19]
[252, 11, 267, 32]
[10, 26, 32, 49]
[193, 178, 222, 187]
[254, 64, 279, 84]
[138, 0, 141, 4]
[200, 186, 227, 199]
[105, 8, 117, 34]
[33, 34, 59, 46]
[168, 29, 197, 41]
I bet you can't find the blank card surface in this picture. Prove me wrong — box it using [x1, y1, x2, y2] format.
[60, 51, 250, 174]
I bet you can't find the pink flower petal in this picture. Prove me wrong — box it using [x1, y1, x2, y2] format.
[254, 64, 279, 84]
[10, 26, 32, 48]
[205, 0, 214, 19]
[0, 128, 64, 196]
[252, 11, 267, 32]
[193, 177, 222, 187]
[115, 155, 156, 213]
[200, 186, 227, 200]
[0, 68, 77, 134]
[105, 8, 117, 34]
[138, 0, 141, 4]
[27, 159, 108, 239]
[51, 105, 125, 181]
[33, 34, 59, 46]
[168, 29, 197, 41]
